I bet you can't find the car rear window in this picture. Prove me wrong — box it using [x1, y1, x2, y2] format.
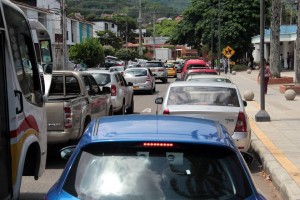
[62, 142, 253, 199]
[125, 69, 147, 77]
[49, 75, 80, 95]
[92, 73, 111, 86]
[146, 62, 163, 67]
[167, 86, 239, 107]
[187, 64, 206, 69]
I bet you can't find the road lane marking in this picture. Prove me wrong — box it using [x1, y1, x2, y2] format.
[142, 108, 151, 113]
[249, 101, 300, 187]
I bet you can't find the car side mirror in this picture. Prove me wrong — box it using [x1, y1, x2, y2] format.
[128, 82, 133, 86]
[243, 100, 247, 107]
[155, 97, 163, 104]
[60, 145, 76, 160]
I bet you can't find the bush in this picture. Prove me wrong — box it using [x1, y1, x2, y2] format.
[231, 64, 248, 71]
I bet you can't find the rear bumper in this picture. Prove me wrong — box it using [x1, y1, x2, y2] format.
[133, 82, 152, 91]
[232, 130, 251, 152]
[47, 129, 79, 144]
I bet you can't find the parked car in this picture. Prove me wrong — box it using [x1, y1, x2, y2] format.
[165, 63, 177, 78]
[46, 115, 265, 200]
[185, 74, 231, 82]
[109, 66, 125, 75]
[87, 70, 134, 115]
[145, 61, 168, 83]
[155, 81, 251, 152]
[180, 59, 207, 80]
[123, 67, 156, 94]
[174, 61, 183, 73]
[182, 68, 218, 81]
[45, 71, 113, 144]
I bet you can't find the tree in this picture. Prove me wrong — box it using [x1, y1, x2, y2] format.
[151, 19, 178, 37]
[169, 0, 264, 59]
[112, 15, 138, 44]
[69, 38, 104, 68]
[115, 48, 138, 62]
[96, 30, 122, 50]
[103, 45, 116, 57]
[296, 1, 300, 85]
[270, 0, 281, 78]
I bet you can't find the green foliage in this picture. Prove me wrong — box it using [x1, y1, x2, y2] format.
[96, 30, 122, 49]
[231, 64, 248, 72]
[153, 19, 179, 37]
[169, 0, 264, 58]
[112, 15, 138, 44]
[115, 48, 139, 61]
[103, 45, 116, 57]
[69, 38, 104, 68]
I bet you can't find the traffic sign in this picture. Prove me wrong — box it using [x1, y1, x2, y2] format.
[222, 46, 235, 58]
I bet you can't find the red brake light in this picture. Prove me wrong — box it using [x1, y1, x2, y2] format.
[146, 74, 151, 81]
[143, 142, 173, 147]
[234, 112, 247, 132]
[64, 106, 72, 128]
[111, 85, 117, 96]
[158, 68, 164, 71]
[163, 108, 170, 115]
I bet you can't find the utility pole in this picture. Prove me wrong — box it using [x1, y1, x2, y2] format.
[210, 3, 214, 68]
[138, 0, 143, 56]
[153, 12, 156, 59]
[217, 0, 221, 74]
[126, 16, 128, 49]
[61, 0, 67, 70]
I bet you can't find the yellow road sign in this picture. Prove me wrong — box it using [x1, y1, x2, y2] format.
[222, 46, 235, 58]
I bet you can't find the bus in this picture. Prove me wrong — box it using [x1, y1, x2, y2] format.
[0, 0, 53, 199]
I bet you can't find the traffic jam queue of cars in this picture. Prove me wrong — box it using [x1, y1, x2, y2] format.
[43, 58, 264, 199]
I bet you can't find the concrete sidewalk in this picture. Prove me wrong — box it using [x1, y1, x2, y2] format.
[228, 70, 300, 200]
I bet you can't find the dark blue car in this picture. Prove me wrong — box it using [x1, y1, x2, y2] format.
[46, 115, 266, 200]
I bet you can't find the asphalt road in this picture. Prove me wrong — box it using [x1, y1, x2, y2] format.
[20, 76, 282, 200]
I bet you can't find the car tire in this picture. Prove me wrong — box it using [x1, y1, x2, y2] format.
[164, 77, 168, 83]
[126, 97, 134, 114]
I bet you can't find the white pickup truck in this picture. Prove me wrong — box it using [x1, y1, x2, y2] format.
[45, 71, 113, 144]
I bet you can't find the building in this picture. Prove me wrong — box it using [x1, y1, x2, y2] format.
[92, 19, 118, 38]
[251, 25, 296, 69]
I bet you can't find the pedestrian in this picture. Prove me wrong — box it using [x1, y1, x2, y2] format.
[224, 58, 228, 74]
[286, 52, 291, 70]
[257, 61, 271, 94]
[290, 51, 294, 70]
[280, 54, 284, 70]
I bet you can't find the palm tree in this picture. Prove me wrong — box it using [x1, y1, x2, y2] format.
[270, 0, 281, 78]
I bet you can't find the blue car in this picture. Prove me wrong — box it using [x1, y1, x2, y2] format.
[46, 115, 266, 200]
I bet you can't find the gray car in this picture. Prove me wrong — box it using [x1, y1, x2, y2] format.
[123, 67, 156, 94]
[87, 70, 134, 115]
[155, 81, 251, 152]
[145, 61, 168, 83]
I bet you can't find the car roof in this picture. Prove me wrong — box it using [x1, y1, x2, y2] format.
[81, 115, 236, 150]
[170, 81, 237, 88]
[188, 75, 229, 79]
[185, 59, 206, 65]
[125, 67, 148, 70]
[86, 70, 111, 74]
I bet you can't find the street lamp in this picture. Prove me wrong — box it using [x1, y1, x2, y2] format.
[255, 0, 271, 122]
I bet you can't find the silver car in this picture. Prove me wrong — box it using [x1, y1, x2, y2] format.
[87, 70, 134, 115]
[155, 81, 251, 152]
[145, 61, 168, 83]
[186, 74, 232, 83]
[123, 67, 156, 94]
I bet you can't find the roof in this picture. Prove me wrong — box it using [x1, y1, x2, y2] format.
[170, 81, 236, 88]
[265, 25, 297, 36]
[82, 115, 234, 148]
[185, 59, 206, 65]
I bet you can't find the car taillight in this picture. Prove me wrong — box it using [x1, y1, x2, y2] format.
[64, 106, 72, 129]
[234, 112, 247, 132]
[158, 68, 164, 71]
[143, 142, 173, 147]
[111, 85, 117, 96]
[146, 74, 151, 81]
[163, 108, 170, 115]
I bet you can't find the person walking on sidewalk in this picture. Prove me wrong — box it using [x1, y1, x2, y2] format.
[257, 61, 271, 94]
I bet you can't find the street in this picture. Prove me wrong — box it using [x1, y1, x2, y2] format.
[20, 76, 282, 199]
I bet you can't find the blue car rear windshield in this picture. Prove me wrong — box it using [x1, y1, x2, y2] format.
[63, 142, 253, 199]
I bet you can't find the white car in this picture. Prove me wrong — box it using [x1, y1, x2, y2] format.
[87, 70, 134, 115]
[186, 74, 232, 83]
[123, 67, 156, 94]
[155, 81, 251, 152]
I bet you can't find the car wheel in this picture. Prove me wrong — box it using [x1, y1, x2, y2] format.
[126, 97, 134, 114]
[164, 77, 168, 83]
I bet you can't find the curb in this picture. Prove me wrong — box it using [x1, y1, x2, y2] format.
[251, 138, 300, 200]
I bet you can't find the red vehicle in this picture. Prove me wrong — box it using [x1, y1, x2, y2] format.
[182, 69, 219, 81]
[180, 59, 207, 80]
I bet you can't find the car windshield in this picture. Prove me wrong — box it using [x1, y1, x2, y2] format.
[167, 86, 239, 107]
[146, 62, 163, 67]
[62, 142, 253, 200]
[125, 69, 147, 77]
[187, 64, 206, 69]
[91, 73, 111, 86]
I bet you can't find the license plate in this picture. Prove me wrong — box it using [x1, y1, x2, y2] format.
[133, 86, 139, 89]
